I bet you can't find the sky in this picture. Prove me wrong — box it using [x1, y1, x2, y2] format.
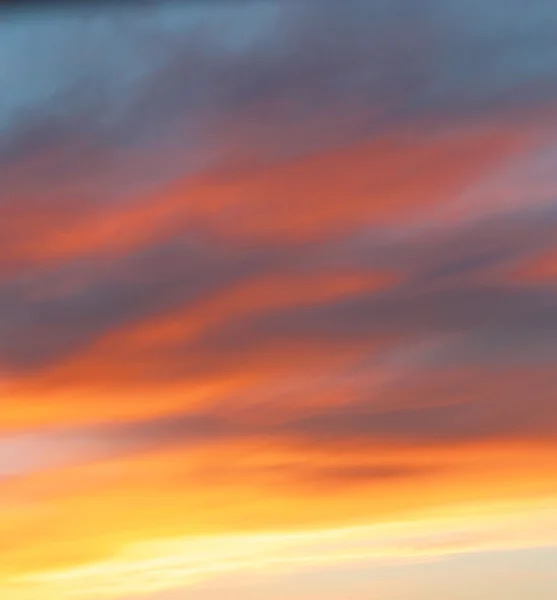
[1, 1, 557, 599]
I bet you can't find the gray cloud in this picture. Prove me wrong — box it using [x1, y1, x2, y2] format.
[188, 271, 557, 370]
[0, 235, 299, 371]
[4, 0, 557, 186]
[2, 195, 557, 378]
[22, 362, 554, 471]
[280, 383, 556, 445]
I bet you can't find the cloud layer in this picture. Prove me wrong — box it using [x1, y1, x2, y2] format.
[2, 2, 557, 599]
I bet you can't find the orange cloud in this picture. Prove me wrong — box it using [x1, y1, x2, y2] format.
[0, 120, 537, 276]
[509, 248, 557, 282]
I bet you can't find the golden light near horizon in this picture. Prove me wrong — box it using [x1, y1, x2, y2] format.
[4, 499, 557, 600]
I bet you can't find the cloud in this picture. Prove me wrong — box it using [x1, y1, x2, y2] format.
[0, 234, 303, 371]
[2, 0, 555, 277]
[275, 368, 557, 445]
[13, 363, 554, 475]
[4, 0, 557, 190]
[183, 200, 557, 370]
[2, 190, 557, 437]
[3, 3, 557, 596]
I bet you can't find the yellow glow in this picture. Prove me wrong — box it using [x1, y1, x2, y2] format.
[2, 498, 557, 600]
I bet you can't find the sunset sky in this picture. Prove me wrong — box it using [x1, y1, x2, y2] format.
[1, 1, 557, 599]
